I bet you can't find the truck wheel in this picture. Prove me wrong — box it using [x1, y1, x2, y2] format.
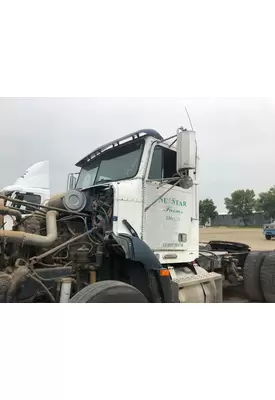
[243, 252, 267, 302]
[265, 235, 272, 240]
[69, 280, 148, 303]
[260, 252, 275, 302]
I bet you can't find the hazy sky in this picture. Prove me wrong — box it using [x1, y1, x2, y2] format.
[0, 97, 274, 213]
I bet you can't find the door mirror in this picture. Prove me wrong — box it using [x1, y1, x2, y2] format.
[67, 173, 78, 191]
[176, 127, 197, 172]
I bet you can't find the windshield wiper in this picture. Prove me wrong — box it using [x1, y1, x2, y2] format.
[95, 178, 112, 184]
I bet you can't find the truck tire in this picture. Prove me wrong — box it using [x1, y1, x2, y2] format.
[69, 280, 148, 303]
[260, 252, 275, 302]
[265, 235, 271, 240]
[243, 252, 267, 302]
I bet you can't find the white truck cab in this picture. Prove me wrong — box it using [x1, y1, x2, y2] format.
[68, 129, 199, 263]
[0, 161, 50, 230]
[70, 129, 199, 264]
[66, 128, 222, 302]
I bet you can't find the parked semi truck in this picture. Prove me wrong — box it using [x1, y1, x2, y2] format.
[0, 128, 273, 303]
[0, 161, 50, 230]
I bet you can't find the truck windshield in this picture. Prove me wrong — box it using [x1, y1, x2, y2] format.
[76, 139, 144, 189]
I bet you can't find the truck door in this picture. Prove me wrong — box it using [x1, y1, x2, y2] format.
[143, 144, 194, 252]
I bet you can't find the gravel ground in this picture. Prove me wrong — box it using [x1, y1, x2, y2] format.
[200, 227, 275, 251]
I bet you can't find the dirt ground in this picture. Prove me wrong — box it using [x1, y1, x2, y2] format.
[199, 227, 274, 302]
[200, 227, 275, 251]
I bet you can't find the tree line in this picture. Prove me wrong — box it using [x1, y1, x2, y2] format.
[199, 186, 275, 226]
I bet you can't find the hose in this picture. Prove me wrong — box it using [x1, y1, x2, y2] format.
[61, 215, 101, 245]
[0, 206, 22, 222]
[29, 227, 98, 265]
[0, 194, 89, 217]
[0, 210, 58, 247]
[28, 274, 56, 302]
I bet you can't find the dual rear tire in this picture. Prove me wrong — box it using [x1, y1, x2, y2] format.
[260, 253, 275, 302]
[243, 252, 266, 301]
[244, 251, 275, 302]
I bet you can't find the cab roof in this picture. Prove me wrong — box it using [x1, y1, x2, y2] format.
[75, 129, 163, 167]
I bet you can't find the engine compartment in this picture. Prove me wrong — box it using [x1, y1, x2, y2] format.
[0, 185, 116, 302]
[0, 184, 246, 303]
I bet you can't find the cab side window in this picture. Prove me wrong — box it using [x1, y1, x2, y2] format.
[148, 146, 177, 180]
[148, 146, 163, 180]
[163, 148, 177, 179]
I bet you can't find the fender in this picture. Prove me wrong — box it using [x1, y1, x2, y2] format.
[109, 233, 175, 302]
[112, 233, 162, 271]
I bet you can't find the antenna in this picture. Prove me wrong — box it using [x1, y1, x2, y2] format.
[185, 107, 194, 131]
